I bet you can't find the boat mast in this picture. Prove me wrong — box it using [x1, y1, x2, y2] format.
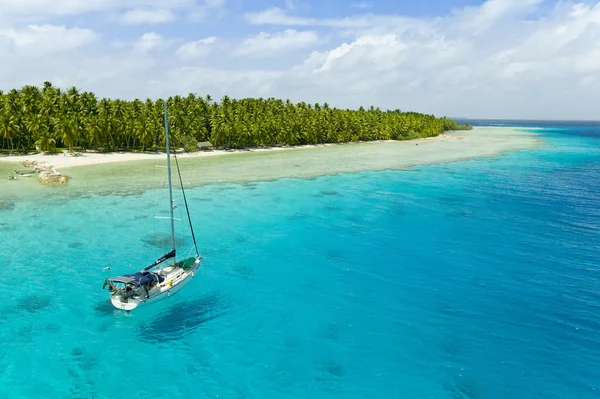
[163, 103, 176, 257]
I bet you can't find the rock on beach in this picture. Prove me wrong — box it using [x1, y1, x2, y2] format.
[22, 160, 70, 186]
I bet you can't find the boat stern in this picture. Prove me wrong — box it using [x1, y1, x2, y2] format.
[110, 296, 140, 311]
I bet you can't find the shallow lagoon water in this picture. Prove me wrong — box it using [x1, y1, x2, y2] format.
[0, 127, 539, 201]
[0, 123, 599, 398]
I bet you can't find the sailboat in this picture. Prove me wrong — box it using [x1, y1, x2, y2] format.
[103, 104, 201, 311]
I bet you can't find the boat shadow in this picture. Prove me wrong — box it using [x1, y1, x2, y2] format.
[93, 299, 116, 316]
[137, 293, 227, 343]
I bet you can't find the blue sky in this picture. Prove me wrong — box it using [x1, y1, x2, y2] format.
[0, 0, 599, 119]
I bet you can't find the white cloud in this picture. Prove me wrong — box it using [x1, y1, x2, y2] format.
[455, 0, 543, 33]
[110, 31, 178, 53]
[315, 34, 405, 73]
[204, 0, 225, 7]
[0, 0, 104, 17]
[118, 8, 175, 25]
[245, 7, 422, 30]
[134, 32, 166, 53]
[242, 0, 600, 119]
[0, 24, 98, 56]
[1, 0, 600, 120]
[246, 7, 313, 26]
[181, 0, 228, 21]
[0, 0, 223, 22]
[236, 29, 319, 58]
[351, 2, 373, 9]
[0, 0, 190, 18]
[158, 67, 282, 99]
[244, 7, 367, 27]
[576, 49, 600, 73]
[176, 37, 218, 60]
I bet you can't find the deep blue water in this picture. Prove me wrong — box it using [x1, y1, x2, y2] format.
[0, 123, 599, 398]
[463, 118, 600, 128]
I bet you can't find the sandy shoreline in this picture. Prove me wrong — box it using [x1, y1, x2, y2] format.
[0, 130, 488, 171]
[0, 127, 541, 200]
[0, 140, 377, 170]
[1, 145, 308, 169]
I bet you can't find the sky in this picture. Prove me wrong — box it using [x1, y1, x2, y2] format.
[0, 0, 599, 120]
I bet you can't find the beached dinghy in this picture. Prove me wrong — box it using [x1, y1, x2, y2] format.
[102, 104, 201, 311]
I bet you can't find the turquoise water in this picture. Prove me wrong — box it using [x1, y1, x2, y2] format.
[1, 123, 599, 398]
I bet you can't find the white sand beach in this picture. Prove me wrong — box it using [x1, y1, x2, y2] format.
[1, 146, 252, 169]
[0, 127, 541, 199]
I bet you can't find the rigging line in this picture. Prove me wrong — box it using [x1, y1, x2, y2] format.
[172, 148, 200, 257]
[163, 103, 177, 253]
[147, 147, 159, 250]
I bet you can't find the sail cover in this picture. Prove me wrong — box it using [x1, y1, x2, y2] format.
[144, 249, 176, 271]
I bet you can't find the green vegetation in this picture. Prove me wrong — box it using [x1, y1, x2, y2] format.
[0, 82, 472, 153]
[446, 121, 473, 131]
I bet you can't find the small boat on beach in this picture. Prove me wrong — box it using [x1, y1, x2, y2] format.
[15, 169, 36, 175]
[102, 104, 202, 311]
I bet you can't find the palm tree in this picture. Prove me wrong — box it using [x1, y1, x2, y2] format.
[0, 82, 470, 152]
[35, 131, 56, 152]
[0, 113, 18, 152]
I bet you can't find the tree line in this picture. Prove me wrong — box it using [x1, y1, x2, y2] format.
[0, 82, 472, 153]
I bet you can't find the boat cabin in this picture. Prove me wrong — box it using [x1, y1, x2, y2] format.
[107, 270, 164, 301]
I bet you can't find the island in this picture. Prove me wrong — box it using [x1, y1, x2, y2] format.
[0, 82, 539, 199]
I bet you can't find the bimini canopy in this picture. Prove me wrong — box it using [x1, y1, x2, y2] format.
[110, 271, 164, 287]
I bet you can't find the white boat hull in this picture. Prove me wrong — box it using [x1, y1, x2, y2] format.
[110, 259, 200, 311]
